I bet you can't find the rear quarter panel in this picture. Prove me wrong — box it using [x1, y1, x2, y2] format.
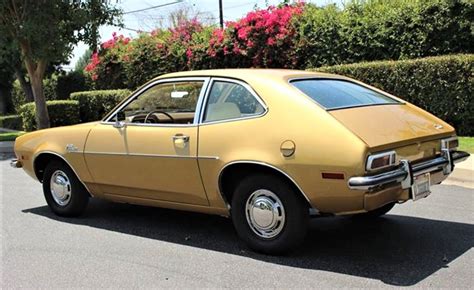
[198, 76, 369, 214]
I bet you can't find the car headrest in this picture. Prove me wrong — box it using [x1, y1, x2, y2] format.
[205, 102, 241, 122]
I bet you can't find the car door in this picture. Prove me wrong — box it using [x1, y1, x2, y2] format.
[84, 77, 210, 205]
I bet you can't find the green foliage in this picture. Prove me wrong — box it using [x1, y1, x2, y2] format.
[0, 51, 15, 114]
[0, 115, 22, 131]
[0, 0, 122, 129]
[85, 0, 473, 90]
[19, 100, 80, 131]
[0, 1, 121, 65]
[11, 71, 89, 112]
[317, 54, 474, 136]
[75, 49, 93, 72]
[55, 71, 90, 100]
[70, 89, 130, 122]
[0, 131, 25, 142]
[122, 31, 177, 89]
[296, 0, 473, 67]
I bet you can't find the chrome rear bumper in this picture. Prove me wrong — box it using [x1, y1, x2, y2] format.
[348, 150, 470, 191]
[10, 159, 22, 168]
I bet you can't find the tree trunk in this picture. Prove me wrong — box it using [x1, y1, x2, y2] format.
[21, 41, 50, 129]
[29, 72, 49, 129]
[14, 65, 34, 103]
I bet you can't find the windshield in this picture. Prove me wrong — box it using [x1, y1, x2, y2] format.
[291, 79, 400, 110]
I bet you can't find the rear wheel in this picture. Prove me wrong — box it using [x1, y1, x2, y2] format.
[231, 174, 309, 254]
[43, 160, 89, 217]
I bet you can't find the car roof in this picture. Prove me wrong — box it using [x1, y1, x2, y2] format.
[155, 68, 341, 83]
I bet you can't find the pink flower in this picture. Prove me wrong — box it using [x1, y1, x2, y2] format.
[237, 27, 249, 40]
[186, 48, 193, 59]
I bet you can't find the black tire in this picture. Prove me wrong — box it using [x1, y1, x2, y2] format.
[231, 174, 309, 254]
[43, 160, 89, 217]
[355, 202, 396, 218]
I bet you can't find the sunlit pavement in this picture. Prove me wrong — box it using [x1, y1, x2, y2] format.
[1, 156, 473, 288]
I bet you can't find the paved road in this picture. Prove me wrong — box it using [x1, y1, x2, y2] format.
[1, 156, 473, 288]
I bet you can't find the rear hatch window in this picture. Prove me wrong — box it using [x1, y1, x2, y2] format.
[291, 79, 400, 110]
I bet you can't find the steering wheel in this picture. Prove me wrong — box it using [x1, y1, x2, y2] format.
[144, 110, 175, 123]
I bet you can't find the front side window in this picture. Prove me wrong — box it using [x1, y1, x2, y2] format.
[115, 81, 204, 124]
[203, 81, 265, 123]
[291, 79, 399, 110]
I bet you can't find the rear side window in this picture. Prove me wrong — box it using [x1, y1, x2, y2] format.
[291, 79, 399, 110]
[203, 81, 265, 123]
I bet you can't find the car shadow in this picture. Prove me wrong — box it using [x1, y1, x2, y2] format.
[23, 199, 473, 286]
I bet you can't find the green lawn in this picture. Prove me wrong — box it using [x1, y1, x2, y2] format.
[459, 137, 474, 153]
[0, 131, 25, 142]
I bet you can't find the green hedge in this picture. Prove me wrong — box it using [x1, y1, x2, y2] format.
[316, 54, 474, 136]
[0, 115, 22, 131]
[12, 71, 90, 112]
[70, 89, 130, 122]
[19, 100, 80, 131]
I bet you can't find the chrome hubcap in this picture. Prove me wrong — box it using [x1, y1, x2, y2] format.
[50, 170, 72, 206]
[245, 189, 285, 239]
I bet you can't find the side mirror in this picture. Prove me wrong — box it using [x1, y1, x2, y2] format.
[113, 112, 126, 129]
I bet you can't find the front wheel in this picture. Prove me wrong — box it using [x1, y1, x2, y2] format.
[43, 160, 89, 217]
[231, 174, 309, 254]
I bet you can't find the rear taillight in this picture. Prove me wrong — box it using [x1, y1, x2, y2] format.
[366, 151, 397, 171]
[441, 137, 458, 151]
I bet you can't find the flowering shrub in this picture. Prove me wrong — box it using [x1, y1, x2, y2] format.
[85, 32, 132, 89]
[221, 3, 304, 67]
[84, 1, 473, 89]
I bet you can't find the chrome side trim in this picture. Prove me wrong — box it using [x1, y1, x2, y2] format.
[81, 151, 219, 160]
[103, 77, 211, 126]
[198, 77, 269, 125]
[33, 151, 93, 196]
[217, 160, 317, 212]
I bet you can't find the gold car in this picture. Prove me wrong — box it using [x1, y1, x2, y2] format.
[11, 69, 469, 254]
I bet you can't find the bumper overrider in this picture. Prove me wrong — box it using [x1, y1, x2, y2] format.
[348, 150, 470, 191]
[10, 159, 22, 168]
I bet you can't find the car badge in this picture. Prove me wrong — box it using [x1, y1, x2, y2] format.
[434, 124, 443, 130]
[66, 144, 78, 152]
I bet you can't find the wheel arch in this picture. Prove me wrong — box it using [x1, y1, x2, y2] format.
[33, 151, 92, 196]
[218, 161, 316, 212]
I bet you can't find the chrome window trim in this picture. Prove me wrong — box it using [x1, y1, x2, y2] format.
[102, 77, 211, 127]
[288, 77, 404, 111]
[33, 151, 94, 197]
[198, 77, 268, 125]
[217, 160, 317, 212]
[366, 150, 397, 171]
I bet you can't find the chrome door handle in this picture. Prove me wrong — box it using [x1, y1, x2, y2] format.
[172, 134, 189, 142]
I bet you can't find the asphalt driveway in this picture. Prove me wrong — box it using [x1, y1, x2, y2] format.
[1, 155, 473, 288]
